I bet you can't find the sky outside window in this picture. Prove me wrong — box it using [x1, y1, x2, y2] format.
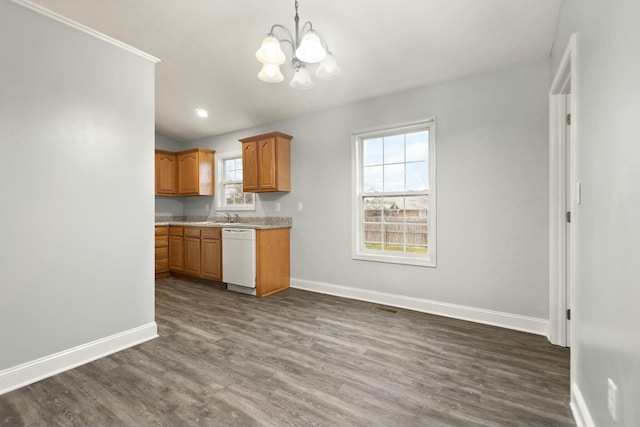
[362, 131, 429, 192]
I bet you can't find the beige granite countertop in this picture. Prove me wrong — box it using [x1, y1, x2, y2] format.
[154, 216, 291, 230]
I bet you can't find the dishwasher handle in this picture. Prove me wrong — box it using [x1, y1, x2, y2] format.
[222, 228, 256, 239]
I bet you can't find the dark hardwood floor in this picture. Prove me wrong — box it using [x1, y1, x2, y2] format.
[0, 277, 575, 426]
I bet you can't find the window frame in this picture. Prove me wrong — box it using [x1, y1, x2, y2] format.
[215, 151, 256, 211]
[351, 118, 437, 267]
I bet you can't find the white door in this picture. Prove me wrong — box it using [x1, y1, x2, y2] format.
[549, 40, 576, 348]
[564, 93, 573, 346]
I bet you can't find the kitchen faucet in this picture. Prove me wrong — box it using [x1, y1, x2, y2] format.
[211, 211, 231, 223]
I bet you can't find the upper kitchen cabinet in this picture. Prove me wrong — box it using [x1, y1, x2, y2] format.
[239, 132, 292, 192]
[155, 148, 215, 196]
[155, 150, 176, 195]
[178, 148, 215, 196]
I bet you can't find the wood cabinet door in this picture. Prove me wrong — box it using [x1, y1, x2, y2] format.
[184, 237, 201, 276]
[202, 238, 221, 281]
[178, 152, 199, 195]
[155, 152, 176, 195]
[169, 235, 184, 272]
[242, 141, 259, 192]
[255, 228, 290, 297]
[258, 138, 277, 191]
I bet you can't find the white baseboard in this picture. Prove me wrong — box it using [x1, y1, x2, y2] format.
[571, 382, 595, 427]
[0, 322, 158, 396]
[290, 279, 548, 336]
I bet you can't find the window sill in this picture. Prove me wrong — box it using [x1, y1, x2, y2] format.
[352, 252, 436, 268]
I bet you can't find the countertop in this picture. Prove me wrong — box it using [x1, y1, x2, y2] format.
[155, 217, 291, 230]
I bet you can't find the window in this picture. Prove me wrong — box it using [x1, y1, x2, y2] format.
[216, 152, 255, 211]
[352, 119, 436, 267]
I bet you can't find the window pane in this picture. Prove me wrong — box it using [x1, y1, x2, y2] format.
[384, 163, 405, 192]
[223, 157, 243, 183]
[406, 161, 428, 191]
[382, 196, 404, 222]
[363, 138, 383, 166]
[224, 160, 234, 181]
[378, 195, 429, 254]
[383, 134, 404, 163]
[363, 165, 383, 192]
[224, 184, 235, 204]
[364, 223, 382, 250]
[404, 194, 429, 218]
[232, 183, 244, 203]
[405, 195, 428, 253]
[384, 223, 404, 251]
[244, 192, 254, 204]
[406, 131, 429, 162]
[405, 221, 428, 253]
[363, 197, 383, 222]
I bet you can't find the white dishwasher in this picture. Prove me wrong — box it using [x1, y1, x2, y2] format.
[222, 228, 256, 295]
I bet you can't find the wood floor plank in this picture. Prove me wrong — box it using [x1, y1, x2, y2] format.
[0, 276, 575, 426]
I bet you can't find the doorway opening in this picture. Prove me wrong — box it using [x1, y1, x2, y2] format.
[548, 34, 577, 348]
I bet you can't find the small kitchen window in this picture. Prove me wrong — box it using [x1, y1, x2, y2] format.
[216, 152, 255, 211]
[352, 119, 436, 267]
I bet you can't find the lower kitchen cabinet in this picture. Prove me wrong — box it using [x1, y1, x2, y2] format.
[202, 228, 222, 281]
[256, 228, 290, 297]
[167, 226, 222, 282]
[155, 225, 169, 278]
[169, 226, 184, 272]
[184, 228, 202, 276]
[160, 225, 288, 296]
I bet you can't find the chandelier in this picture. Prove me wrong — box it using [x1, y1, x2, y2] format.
[255, 0, 341, 89]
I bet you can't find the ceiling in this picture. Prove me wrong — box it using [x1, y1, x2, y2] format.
[29, 0, 562, 142]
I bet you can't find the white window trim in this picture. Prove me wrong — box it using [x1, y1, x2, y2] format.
[351, 118, 437, 267]
[215, 151, 256, 211]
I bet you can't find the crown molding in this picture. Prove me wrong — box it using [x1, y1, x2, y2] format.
[9, 0, 160, 63]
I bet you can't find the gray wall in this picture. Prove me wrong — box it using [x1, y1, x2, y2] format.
[186, 60, 550, 319]
[0, 2, 155, 370]
[552, 0, 640, 425]
[155, 131, 183, 151]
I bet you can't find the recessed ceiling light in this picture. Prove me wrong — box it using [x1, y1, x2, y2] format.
[195, 108, 209, 118]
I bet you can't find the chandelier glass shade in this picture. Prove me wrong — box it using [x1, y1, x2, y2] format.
[255, 0, 340, 88]
[258, 63, 285, 83]
[289, 65, 313, 89]
[315, 52, 341, 79]
[255, 36, 286, 65]
[295, 31, 326, 63]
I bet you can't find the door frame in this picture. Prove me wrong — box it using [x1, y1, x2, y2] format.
[548, 34, 577, 347]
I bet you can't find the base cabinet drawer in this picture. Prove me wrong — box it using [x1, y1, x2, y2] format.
[155, 256, 169, 273]
[155, 226, 170, 277]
